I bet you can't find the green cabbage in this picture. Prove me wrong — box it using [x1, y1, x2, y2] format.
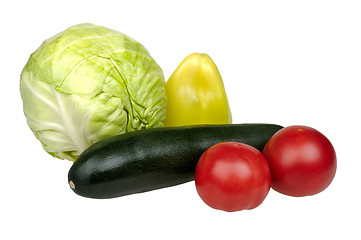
[20, 23, 167, 161]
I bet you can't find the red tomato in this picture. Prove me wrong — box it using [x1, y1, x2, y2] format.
[195, 142, 271, 212]
[262, 125, 337, 197]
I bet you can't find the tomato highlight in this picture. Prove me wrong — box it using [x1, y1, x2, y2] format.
[262, 125, 337, 197]
[195, 142, 271, 212]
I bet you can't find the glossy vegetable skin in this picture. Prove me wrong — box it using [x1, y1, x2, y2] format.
[68, 124, 283, 199]
[195, 142, 271, 212]
[164, 53, 232, 127]
[262, 125, 337, 197]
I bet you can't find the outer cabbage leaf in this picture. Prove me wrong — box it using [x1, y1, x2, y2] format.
[20, 23, 167, 161]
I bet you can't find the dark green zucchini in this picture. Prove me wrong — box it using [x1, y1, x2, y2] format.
[68, 123, 282, 199]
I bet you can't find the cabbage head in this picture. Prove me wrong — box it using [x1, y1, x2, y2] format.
[20, 23, 167, 161]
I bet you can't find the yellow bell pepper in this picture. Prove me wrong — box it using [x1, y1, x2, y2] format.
[164, 53, 232, 127]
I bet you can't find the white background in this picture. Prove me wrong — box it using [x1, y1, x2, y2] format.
[2, 0, 360, 239]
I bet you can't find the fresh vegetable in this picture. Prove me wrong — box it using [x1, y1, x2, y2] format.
[164, 53, 232, 127]
[20, 23, 167, 161]
[262, 125, 337, 197]
[68, 123, 282, 199]
[195, 142, 271, 212]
